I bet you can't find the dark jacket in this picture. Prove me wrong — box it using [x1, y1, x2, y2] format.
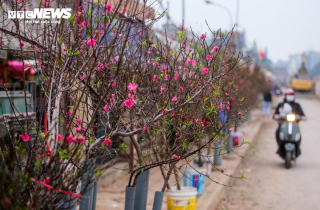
[263, 92, 272, 102]
[274, 99, 305, 117]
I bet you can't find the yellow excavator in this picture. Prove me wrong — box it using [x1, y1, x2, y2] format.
[291, 54, 313, 91]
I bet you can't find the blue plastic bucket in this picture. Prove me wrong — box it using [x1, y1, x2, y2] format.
[183, 166, 206, 195]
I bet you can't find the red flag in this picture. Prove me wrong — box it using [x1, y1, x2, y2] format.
[259, 50, 265, 60]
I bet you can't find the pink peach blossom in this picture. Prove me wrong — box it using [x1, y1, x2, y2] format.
[80, 135, 85, 144]
[165, 74, 170, 81]
[160, 87, 165, 93]
[213, 46, 219, 52]
[57, 134, 62, 142]
[153, 75, 157, 82]
[106, 3, 112, 13]
[142, 126, 146, 132]
[76, 118, 82, 125]
[172, 96, 178, 103]
[104, 138, 112, 146]
[66, 135, 73, 143]
[87, 39, 96, 47]
[200, 34, 205, 40]
[206, 55, 212, 60]
[174, 73, 179, 80]
[124, 99, 134, 108]
[19, 134, 30, 142]
[187, 59, 196, 66]
[76, 127, 82, 132]
[172, 154, 180, 160]
[202, 68, 209, 75]
[104, 105, 110, 112]
[128, 83, 138, 92]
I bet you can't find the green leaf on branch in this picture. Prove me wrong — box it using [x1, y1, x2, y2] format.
[218, 148, 223, 155]
[119, 143, 127, 153]
[177, 30, 186, 42]
[58, 149, 69, 159]
[35, 160, 41, 169]
[182, 139, 187, 150]
[38, 132, 45, 138]
[196, 48, 203, 56]
[242, 139, 251, 145]
[241, 170, 247, 180]
[240, 97, 245, 102]
[68, 14, 76, 21]
[96, 169, 102, 177]
[140, 40, 147, 46]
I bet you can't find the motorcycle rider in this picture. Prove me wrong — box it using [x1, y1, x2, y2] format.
[273, 88, 306, 154]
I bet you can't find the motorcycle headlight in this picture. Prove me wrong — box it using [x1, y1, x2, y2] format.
[295, 133, 301, 141]
[287, 114, 296, 122]
[279, 132, 284, 140]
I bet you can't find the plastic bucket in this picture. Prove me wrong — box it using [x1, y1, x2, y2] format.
[230, 131, 243, 147]
[183, 166, 206, 195]
[167, 186, 197, 210]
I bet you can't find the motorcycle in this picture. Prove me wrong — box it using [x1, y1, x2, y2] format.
[275, 103, 303, 169]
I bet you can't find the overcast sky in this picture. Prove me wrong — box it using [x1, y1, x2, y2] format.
[154, 0, 320, 62]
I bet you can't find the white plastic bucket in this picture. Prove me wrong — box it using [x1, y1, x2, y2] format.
[167, 186, 197, 210]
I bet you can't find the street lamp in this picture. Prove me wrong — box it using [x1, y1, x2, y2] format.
[205, 0, 234, 29]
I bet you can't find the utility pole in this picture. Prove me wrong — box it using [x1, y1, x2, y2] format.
[167, 1, 169, 29]
[205, 0, 233, 29]
[235, 0, 241, 50]
[236, 0, 239, 28]
[182, 0, 185, 30]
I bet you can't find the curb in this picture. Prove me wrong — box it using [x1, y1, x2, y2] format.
[196, 110, 264, 210]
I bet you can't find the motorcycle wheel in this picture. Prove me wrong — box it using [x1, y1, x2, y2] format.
[285, 152, 292, 169]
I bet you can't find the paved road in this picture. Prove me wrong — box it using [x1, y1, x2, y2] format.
[218, 95, 320, 210]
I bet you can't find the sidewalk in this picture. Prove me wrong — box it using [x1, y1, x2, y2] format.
[96, 108, 264, 210]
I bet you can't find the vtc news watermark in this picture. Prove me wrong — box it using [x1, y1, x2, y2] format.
[8, 8, 72, 24]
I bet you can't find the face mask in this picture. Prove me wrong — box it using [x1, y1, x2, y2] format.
[286, 95, 295, 102]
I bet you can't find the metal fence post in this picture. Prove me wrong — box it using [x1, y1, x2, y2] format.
[125, 186, 136, 210]
[133, 170, 150, 210]
[91, 181, 98, 210]
[80, 166, 95, 210]
[152, 191, 163, 210]
[214, 141, 222, 166]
